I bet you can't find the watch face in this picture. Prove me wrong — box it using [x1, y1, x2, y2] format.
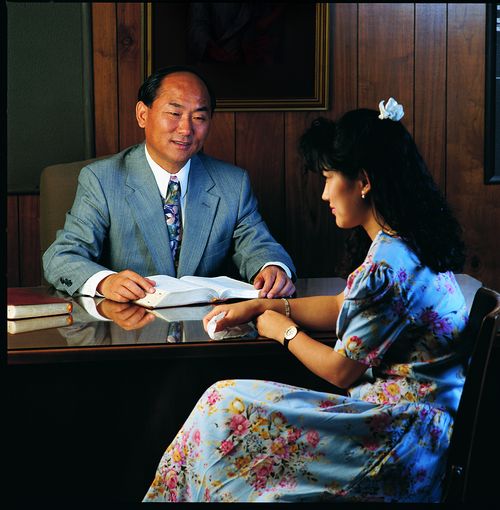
[284, 326, 298, 340]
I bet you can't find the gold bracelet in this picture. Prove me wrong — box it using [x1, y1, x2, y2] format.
[281, 297, 291, 318]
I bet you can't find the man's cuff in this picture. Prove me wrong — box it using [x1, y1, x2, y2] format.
[76, 296, 111, 321]
[79, 270, 116, 297]
[261, 262, 292, 279]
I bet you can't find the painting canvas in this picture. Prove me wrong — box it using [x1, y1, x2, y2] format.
[146, 2, 330, 111]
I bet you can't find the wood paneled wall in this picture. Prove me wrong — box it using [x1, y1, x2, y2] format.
[7, 3, 500, 290]
[7, 195, 41, 287]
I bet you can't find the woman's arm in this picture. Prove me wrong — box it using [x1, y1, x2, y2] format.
[203, 293, 366, 388]
[255, 309, 367, 389]
[202, 293, 344, 333]
[282, 294, 344, 331]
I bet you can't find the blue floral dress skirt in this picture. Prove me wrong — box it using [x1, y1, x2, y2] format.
[143, 231, 469, 503]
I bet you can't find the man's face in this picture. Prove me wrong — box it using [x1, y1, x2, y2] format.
[136, 72, 212, 173]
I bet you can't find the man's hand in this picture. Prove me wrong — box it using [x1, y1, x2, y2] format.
[97, 270, 156, 302]
[97, 300, 156, 330]
[252, 265, 295, 299]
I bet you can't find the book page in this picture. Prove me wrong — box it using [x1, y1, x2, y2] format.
[135, 275, 216, 308]
[180, 276, 259, 300]
[150, 275, 205, 292]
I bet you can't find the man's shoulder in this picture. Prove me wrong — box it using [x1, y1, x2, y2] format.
[84, 143, 145, 174]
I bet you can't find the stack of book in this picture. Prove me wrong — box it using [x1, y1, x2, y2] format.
[7, 287, 74, 334]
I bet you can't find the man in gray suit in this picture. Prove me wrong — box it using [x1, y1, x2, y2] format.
[43, 66, 296, 302]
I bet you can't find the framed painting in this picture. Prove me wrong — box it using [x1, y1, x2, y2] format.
[145, 2, 330, 111]
[485, 3, 500, 184]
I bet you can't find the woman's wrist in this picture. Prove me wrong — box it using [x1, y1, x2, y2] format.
[252, 298, 285, 320]
[253, 298, 271, 316]
[281, 297, 291, 317]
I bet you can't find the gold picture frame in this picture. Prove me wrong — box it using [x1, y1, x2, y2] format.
[145, 3, 330, 111]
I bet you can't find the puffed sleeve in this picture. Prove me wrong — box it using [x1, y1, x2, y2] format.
[334, 260, 409, 367]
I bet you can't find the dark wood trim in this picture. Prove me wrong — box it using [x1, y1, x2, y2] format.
[18, 195, 40, 286]
[447, 4, 494, 286]
[203, 112, 236, 164]
[92, 2, 119, 156]
[358, 3, 415, 132]
[7, 195, 20, 287]
[8, 333, 335, 366]
[117, 2, 145, 150]
[235, 111, 286, 244]
[415, 3, 447, 190]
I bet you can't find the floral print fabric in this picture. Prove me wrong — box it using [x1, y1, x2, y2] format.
[144, 231, 468, 502]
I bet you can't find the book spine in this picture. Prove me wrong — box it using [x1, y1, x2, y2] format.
[8, 315, 74, 334]
[7, 302, 73, 320]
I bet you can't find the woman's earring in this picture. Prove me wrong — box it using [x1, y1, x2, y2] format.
[361, 192, 366, 199]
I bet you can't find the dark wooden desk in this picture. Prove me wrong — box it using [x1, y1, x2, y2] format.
[6, 278, 347, 504]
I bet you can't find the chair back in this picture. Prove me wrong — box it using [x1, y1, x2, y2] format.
[441, 286, 500, 502]
[39, 157, 106, 283]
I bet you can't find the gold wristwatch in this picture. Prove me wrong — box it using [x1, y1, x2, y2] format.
[283, 325, 301, 350]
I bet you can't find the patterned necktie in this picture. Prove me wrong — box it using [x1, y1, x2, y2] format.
[163, 176, 182, 269]
[166, 321, 183, 343]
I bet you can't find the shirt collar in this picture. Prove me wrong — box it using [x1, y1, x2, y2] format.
[144, 144, 190, 200]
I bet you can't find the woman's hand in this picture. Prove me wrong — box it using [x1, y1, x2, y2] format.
[203, 299, 264, 333]
[255, 309, 295, 344]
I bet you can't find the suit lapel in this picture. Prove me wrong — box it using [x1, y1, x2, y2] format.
[177, 155, 220, 277]
[123, 144, 175, 276]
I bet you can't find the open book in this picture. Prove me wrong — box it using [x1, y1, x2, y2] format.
[134, 275, 260, 309]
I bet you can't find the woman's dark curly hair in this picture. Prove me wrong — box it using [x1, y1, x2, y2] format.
[298, 109, 465, 274]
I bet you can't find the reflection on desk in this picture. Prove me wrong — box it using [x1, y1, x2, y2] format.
[8, 299, 258, 350]
[7, 278, 346, 364]
[65, 299, 257, 346]
[7, 275, 481, 365]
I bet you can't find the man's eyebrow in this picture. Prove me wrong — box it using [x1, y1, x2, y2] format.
[167, 102, 209, 113]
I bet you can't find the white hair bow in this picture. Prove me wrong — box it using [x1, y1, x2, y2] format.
[378, 97, 404, 121]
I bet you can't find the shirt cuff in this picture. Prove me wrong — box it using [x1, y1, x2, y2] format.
[76, 296, 111, 321]
[79, 270, 116, 297]
[261, 262, 292, 279]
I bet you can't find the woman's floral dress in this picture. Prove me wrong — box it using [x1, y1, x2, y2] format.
[143, 231, 469, 502]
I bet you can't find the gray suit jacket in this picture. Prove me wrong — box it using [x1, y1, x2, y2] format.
[43, 143, 295, 295]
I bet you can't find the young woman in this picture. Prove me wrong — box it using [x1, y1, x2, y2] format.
[143, 99, 468, 502]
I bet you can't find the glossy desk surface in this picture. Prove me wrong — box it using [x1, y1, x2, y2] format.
[7, 278, 348, 364]
[7, 275, 482, 365]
